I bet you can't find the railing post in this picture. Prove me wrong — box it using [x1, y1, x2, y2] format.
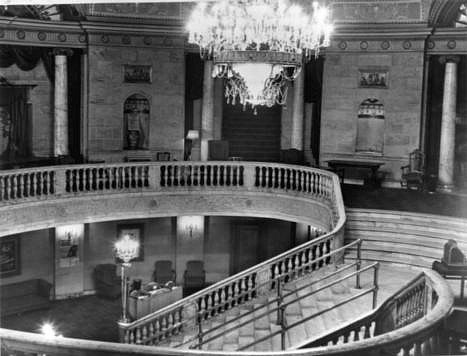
[275, 277, 286, 351]
[197, 311, 203, 349]
[149, 164, 159, 190]
[356, 239, 362, 289]
[373, 263, 380, 309]
[55, 167, 67, 196]
[243, 164, 256, 189]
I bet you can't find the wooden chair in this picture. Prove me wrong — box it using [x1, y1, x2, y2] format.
[152, 260, 176, 285]
[400, 149, 424, 190]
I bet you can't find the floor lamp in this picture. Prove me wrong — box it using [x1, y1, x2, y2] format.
[115, 234, 140, 324]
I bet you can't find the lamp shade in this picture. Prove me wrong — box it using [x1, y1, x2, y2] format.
[186, 130, 200, 140]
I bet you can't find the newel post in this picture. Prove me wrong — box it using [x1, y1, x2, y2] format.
[243, 165, 256, 189]
[54, 167, 67, 196]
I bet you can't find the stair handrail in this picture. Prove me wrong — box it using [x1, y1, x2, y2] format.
[119, 231, 348, 345]
[194, 262, 379, 351]
[180, 242, 368, 349]
[293, 269, 454, 355]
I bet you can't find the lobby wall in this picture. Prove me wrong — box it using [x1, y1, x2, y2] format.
[320, 47, 424, 184]
[1, 230, 53, 285]
[87, 43, 185, 162]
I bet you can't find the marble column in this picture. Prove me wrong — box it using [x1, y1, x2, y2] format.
[53, 48, 72, 157]
[200, 60, 215, 161]
[291, 69, 305, 151]
[437, 56, 459, 192]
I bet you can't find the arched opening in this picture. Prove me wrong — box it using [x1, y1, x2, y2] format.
[356, 98, 385, 154]
[123, 94, 150, 150]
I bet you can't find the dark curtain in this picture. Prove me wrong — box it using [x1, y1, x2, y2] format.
[3, 88, 31, 160]
[304, 57, 324, 163]
[0, 45, 54, 82]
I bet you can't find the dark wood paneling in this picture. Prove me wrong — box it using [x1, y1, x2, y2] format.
[222, 102, 281, 162]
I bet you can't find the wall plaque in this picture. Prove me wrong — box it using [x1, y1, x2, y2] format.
[124, 65, 152, 83]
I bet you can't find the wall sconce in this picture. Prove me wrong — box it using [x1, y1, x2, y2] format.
[178, 216, 204, 240]
[186, 130, 200, 141]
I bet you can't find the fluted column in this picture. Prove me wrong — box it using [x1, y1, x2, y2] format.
[53, 48, 72, 157]
[200, 60, 215, 161]
[291, 69, 305, 150]
[437, 56, 459, 192]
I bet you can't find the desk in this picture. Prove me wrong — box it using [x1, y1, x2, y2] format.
[326, 160, 385, 187]
[129, 286, 183, 320]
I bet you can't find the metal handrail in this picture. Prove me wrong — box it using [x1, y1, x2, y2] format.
[237, 263, 379, 351]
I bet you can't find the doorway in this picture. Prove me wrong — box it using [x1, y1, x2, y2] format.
[230, 222, 260, 274]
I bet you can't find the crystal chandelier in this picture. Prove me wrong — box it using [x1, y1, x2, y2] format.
[187, 0, 333, 112]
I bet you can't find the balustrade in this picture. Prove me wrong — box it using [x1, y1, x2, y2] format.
[0, 162, 338, 209]
[0, 162, 456, 356]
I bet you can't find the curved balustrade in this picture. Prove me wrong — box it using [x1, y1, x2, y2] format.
[0, 270, 453, 356]
[0, 162, 342, 237]
[295, 269, 454, 356]
[0, 162, 454, 356]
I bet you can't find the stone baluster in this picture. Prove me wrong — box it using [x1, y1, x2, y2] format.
[438, 56, 460, 192]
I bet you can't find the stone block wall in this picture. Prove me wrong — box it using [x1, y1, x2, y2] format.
[320, 46, 425, 184]
[87, 43, 185, 162]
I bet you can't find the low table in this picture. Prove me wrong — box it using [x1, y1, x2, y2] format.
[326, 159, 385, 187]
[128, 285, 183, 320]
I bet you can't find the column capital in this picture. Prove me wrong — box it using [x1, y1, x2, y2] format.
[439, 55, 460, 65]
[53, 48, 74, 57]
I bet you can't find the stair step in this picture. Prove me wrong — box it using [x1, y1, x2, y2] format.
[254, 305, 271, 330]
[254, 329, 273, 351]
[270, 324, 283, 350]
[222, 343, 238, 351]
[301, 306, 327, 339]
[286, 315, 308, 348]
[238, 335, 255, 349]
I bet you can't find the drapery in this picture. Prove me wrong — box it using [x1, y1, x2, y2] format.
[0, 45, 54, 82]
[0, 87, 31, 160]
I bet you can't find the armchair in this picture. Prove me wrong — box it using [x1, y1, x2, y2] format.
[400, 149, 424, 190]
[152, 260, 176, 285]
[93, 264, 121, 299]
[184, 260, 206, 290]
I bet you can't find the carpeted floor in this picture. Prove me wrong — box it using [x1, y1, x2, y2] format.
[342, 184, 467, 218]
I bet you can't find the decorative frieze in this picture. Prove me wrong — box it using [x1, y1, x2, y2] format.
[328, 38, 426, 53]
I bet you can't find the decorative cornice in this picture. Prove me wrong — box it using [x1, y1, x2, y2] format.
[427, 27, 467, 54]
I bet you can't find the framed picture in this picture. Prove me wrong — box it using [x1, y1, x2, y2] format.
[1, 235, 21, 278]
[123, 65, 152, 83]
[116, 224, 144, 263]
[358, 69, 388, 88]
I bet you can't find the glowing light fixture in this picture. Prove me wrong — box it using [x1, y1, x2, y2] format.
[40, 322, 62, 338]
[187, 0, 333, 112]
[115, 234, 140, 323]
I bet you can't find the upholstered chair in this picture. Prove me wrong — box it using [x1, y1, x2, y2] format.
[152, 260, 176, 285]
[184, 260, 206, 290]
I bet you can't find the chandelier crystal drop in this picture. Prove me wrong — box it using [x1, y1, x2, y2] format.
[187, 0, 333, 111]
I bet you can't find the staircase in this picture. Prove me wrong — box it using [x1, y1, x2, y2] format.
[160, 262, 378, 351]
